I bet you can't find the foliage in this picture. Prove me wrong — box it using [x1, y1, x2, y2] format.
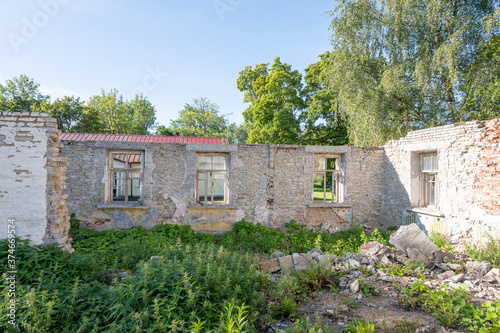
[168, 97, 227, 137]
[237, 57, 305, 144]
[87, 89, 157, 134]
[0, 241, 264, 332]
[345, 319, 378, 333]
[36, 96, 106, 133]
[466, 236, 500, 268]
[463, 34, 500, 119]
[326, 0, 499, 145]
[0, 75, 49, 112]
[284, 313, 333, 333]
[394, 318, 420, 333]
[155, 124, 175, 136]
[429, 232, 455, 253]
[302, 52, 349, 146]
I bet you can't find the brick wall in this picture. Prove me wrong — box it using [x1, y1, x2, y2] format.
[0, 112, 71, 251]
[383, 119, 500, 241]
[475, 119, 500, 216]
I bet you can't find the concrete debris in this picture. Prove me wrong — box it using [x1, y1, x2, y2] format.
[350, 279, 359, 294]
[270, 251, 286, 259]
[465, 261, 492, 278]
[389, 223, 454, 265]
[257, 240, 499, 302]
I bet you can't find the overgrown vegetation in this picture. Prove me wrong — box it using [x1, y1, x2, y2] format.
[1, 218, 499, 332]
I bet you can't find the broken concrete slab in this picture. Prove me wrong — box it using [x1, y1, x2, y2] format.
[278, 255, 293, 274]
[259, 258, 280, 272]
[359, 241, 389, 257]
[449, 273, 465, 283]
[318, 254, 338, 267]
[350, 279, 359, 294]
[389, 223, 453, 265]
[466, 261, 492, 278]
[293, 253, 315, 270]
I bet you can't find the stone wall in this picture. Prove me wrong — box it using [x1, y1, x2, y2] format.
[0, 112, 71, 251]
[60, 141, 386, 232]
[383, 119, 500, 241]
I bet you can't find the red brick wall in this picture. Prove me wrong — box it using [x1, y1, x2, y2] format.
[475, 119, 500, 216]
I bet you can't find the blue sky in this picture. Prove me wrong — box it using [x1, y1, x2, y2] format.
[0, 0, 335, 127]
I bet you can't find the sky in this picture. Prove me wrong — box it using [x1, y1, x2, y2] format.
[0, 0, 335, 128]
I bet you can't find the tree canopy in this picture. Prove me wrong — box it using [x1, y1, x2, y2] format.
[325, 0, 500, 145]
[163, 98, 247, 144]
[0, 75, 49, 112]
[87, 89, 157, 135]
[237, 57, 305, 144]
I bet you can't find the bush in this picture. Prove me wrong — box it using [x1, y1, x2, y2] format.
[0, 243, 265, 332]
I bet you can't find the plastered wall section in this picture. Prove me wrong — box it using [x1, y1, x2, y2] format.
[0, 112, 71, 251]
[382, 119, 500, 239]
[60, 141, 385, 232]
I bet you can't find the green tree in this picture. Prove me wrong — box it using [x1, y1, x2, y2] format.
[0, 75, 49, 112]
[155, 125, 175, 136]
[36, 96, 89, 132]
[326, 0, 498, 145]
[88, 89, 156, 134]
[463, 35, 500, 119]
[168, 98, 227, 137]
[302, 52, 349, 146]
[227, 123, 248, 144]
[237, 57, 305, 144]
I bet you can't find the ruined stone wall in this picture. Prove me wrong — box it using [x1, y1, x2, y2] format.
[60, 141, 384, 232]
[0, 112, 71, 251]
[382, 119, 500, 240]
[475, 119, 500, 216]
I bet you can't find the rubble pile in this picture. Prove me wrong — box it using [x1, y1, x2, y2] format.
[258, 224, 500, 301]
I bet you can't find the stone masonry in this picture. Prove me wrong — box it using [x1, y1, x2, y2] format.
[0, 112, 71, 251]
[2, 113, 499, 245]
[383, 120, 500, 241]
[60, 140, 385, 232]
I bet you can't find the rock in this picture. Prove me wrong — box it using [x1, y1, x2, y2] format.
[259, 258, 281, 272]
[293, 253, 314, 271]
[318, 254, 337, 267]
[395, 254, 411, 265]
[450, 273, 465, 283]
[339, 289, 350, 296]
[380, 255, 392, 266]
[278, 255, 293, 274]
[447, 263, 463, 271]
[360, 241, 386, 257]
[437, 270, 456, 280]
[484, 268, 500, 281]
[466, 261, 492, 278]
[270, 251, 285, 259]
[389, 223, 453, 265]
[341, 259, 360, 271]
[308, 248, 323, 255]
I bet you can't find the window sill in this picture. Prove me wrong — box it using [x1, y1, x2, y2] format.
[408, 207, 444, 217]
[307, 202, 352, 208]
[187, 205, 238, 210]
[97, 203, 151, 210]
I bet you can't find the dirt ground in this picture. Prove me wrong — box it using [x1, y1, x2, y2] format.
[263, 277, 473, 332]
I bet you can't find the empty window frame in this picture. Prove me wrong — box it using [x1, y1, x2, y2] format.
[313, 155, 340, 203]
[196, 153, 229, 204]
[420, 154, 438, 207]
[109, 151, 143, 203]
